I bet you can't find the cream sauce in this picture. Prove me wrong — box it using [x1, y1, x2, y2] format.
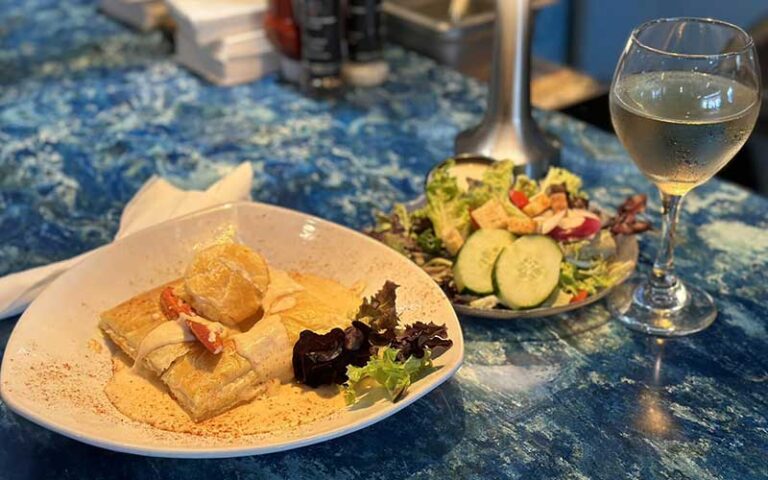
[449, 162, 490, 191]
[232, 315, 293, 383]
[179, 312, 228, 342]
[262, 268, 304, 315]
[269, 296, 297, 313]
[105, 360, 344, 437]
[133, 319, 194, 369]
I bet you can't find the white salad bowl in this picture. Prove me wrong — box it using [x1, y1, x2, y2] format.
[0, 202, 464, 458]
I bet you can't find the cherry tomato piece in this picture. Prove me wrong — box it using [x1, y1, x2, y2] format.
[509, 190, 529, 209]
[570, 290, 589, 303]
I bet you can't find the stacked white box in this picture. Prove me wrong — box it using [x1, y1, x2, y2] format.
[167, 0, 278, 85]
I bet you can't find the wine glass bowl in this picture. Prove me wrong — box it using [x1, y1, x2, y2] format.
[607, 18, 761, 336]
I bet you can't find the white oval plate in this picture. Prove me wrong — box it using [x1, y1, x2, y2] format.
[0, 202, 464, 458]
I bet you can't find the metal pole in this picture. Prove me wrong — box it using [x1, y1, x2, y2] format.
[454, 0, 558, 178]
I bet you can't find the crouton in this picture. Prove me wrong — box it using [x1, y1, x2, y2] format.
[550, 192, 568, 212]
[506, 216, 537, 235]
[441, 227, 465, 255]
[471, 199, 510, 230]
[523, 193, 551, 217]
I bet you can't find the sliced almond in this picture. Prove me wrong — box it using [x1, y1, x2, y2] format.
[558, 215, 586, 230]
[539, 209, 567, 234]
[568, 208, 600, 220]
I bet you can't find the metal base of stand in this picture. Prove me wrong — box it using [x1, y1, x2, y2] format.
[454, 0, 560, 179]
[455, 121, 559, 179]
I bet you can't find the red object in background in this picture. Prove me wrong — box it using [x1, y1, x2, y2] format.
[265, 0, 301, 59]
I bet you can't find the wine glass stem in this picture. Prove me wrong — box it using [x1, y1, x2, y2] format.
[650, 191, 684, 290]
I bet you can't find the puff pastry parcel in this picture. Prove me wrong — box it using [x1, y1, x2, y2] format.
[99, 243, 360, 422]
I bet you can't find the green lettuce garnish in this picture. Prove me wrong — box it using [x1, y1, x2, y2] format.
[355, 281, 400, 332]
[392, 203, 412, 232]
[467, 160, 525, 217]
[369, 203, 422, 257]
[421, 162, 471, 253]
[416, 229, 443, 254]
[559, 260, 612, 295]
[560, 231, 628, 296]
[512, 174, 539, 198]
[540, 167, 586, 198]
[561, 239, 593, 264]
[376, 232, 410, 256]
[344, 347, 434, 404]
[466, 160, 514, 207]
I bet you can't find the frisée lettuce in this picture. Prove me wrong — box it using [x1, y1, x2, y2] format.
[466, 161, 526, 218]
[344, 347, 434, 404]
[421, 165, 471, 255]
[559, 260, 612, 296]
[512, 174, 538, 198]
[540, 167, 586, 198]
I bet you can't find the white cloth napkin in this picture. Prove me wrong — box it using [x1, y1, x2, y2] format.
[166, 0, 267, 44]
[100, 0, 169, 32]
[175, 30, 278, 86]
[0, 162, 253, 320]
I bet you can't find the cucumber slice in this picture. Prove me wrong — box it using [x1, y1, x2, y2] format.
[494, 235, 563, 309]
[453, 229, 515, 294]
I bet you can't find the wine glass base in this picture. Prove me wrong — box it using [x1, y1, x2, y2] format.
[607, 276, 717, 337]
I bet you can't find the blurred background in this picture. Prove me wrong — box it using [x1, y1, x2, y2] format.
[382, 0, 768, 194]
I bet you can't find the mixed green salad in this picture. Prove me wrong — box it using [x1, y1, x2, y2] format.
[367, 161, 650, 310]
[293, 281, 453, 404]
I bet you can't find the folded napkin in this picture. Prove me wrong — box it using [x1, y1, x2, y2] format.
[166, 0, 268, 45]
[0, 162, 254, 320]
[197, 28, 273, 61]
[176, 30, 278, 86]
[100, 0, 169, 31]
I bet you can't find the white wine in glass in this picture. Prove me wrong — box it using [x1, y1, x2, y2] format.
[612, 71, 760, 196]
[608, 18, 762, 336]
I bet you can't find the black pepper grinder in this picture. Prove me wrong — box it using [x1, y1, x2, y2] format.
[299, 0, 343, 96]
[342, 0, 388, 87]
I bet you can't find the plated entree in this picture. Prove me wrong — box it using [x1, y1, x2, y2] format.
[99, 239, 452, 435]
[368, 161, 649, 311]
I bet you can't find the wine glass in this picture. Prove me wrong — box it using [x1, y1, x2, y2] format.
[608, 18, 762, 336]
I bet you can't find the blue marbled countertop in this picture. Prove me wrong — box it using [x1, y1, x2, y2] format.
[1, 1, 767, 479]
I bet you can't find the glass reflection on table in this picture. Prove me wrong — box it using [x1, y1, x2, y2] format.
[633, 339, 680, 440]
